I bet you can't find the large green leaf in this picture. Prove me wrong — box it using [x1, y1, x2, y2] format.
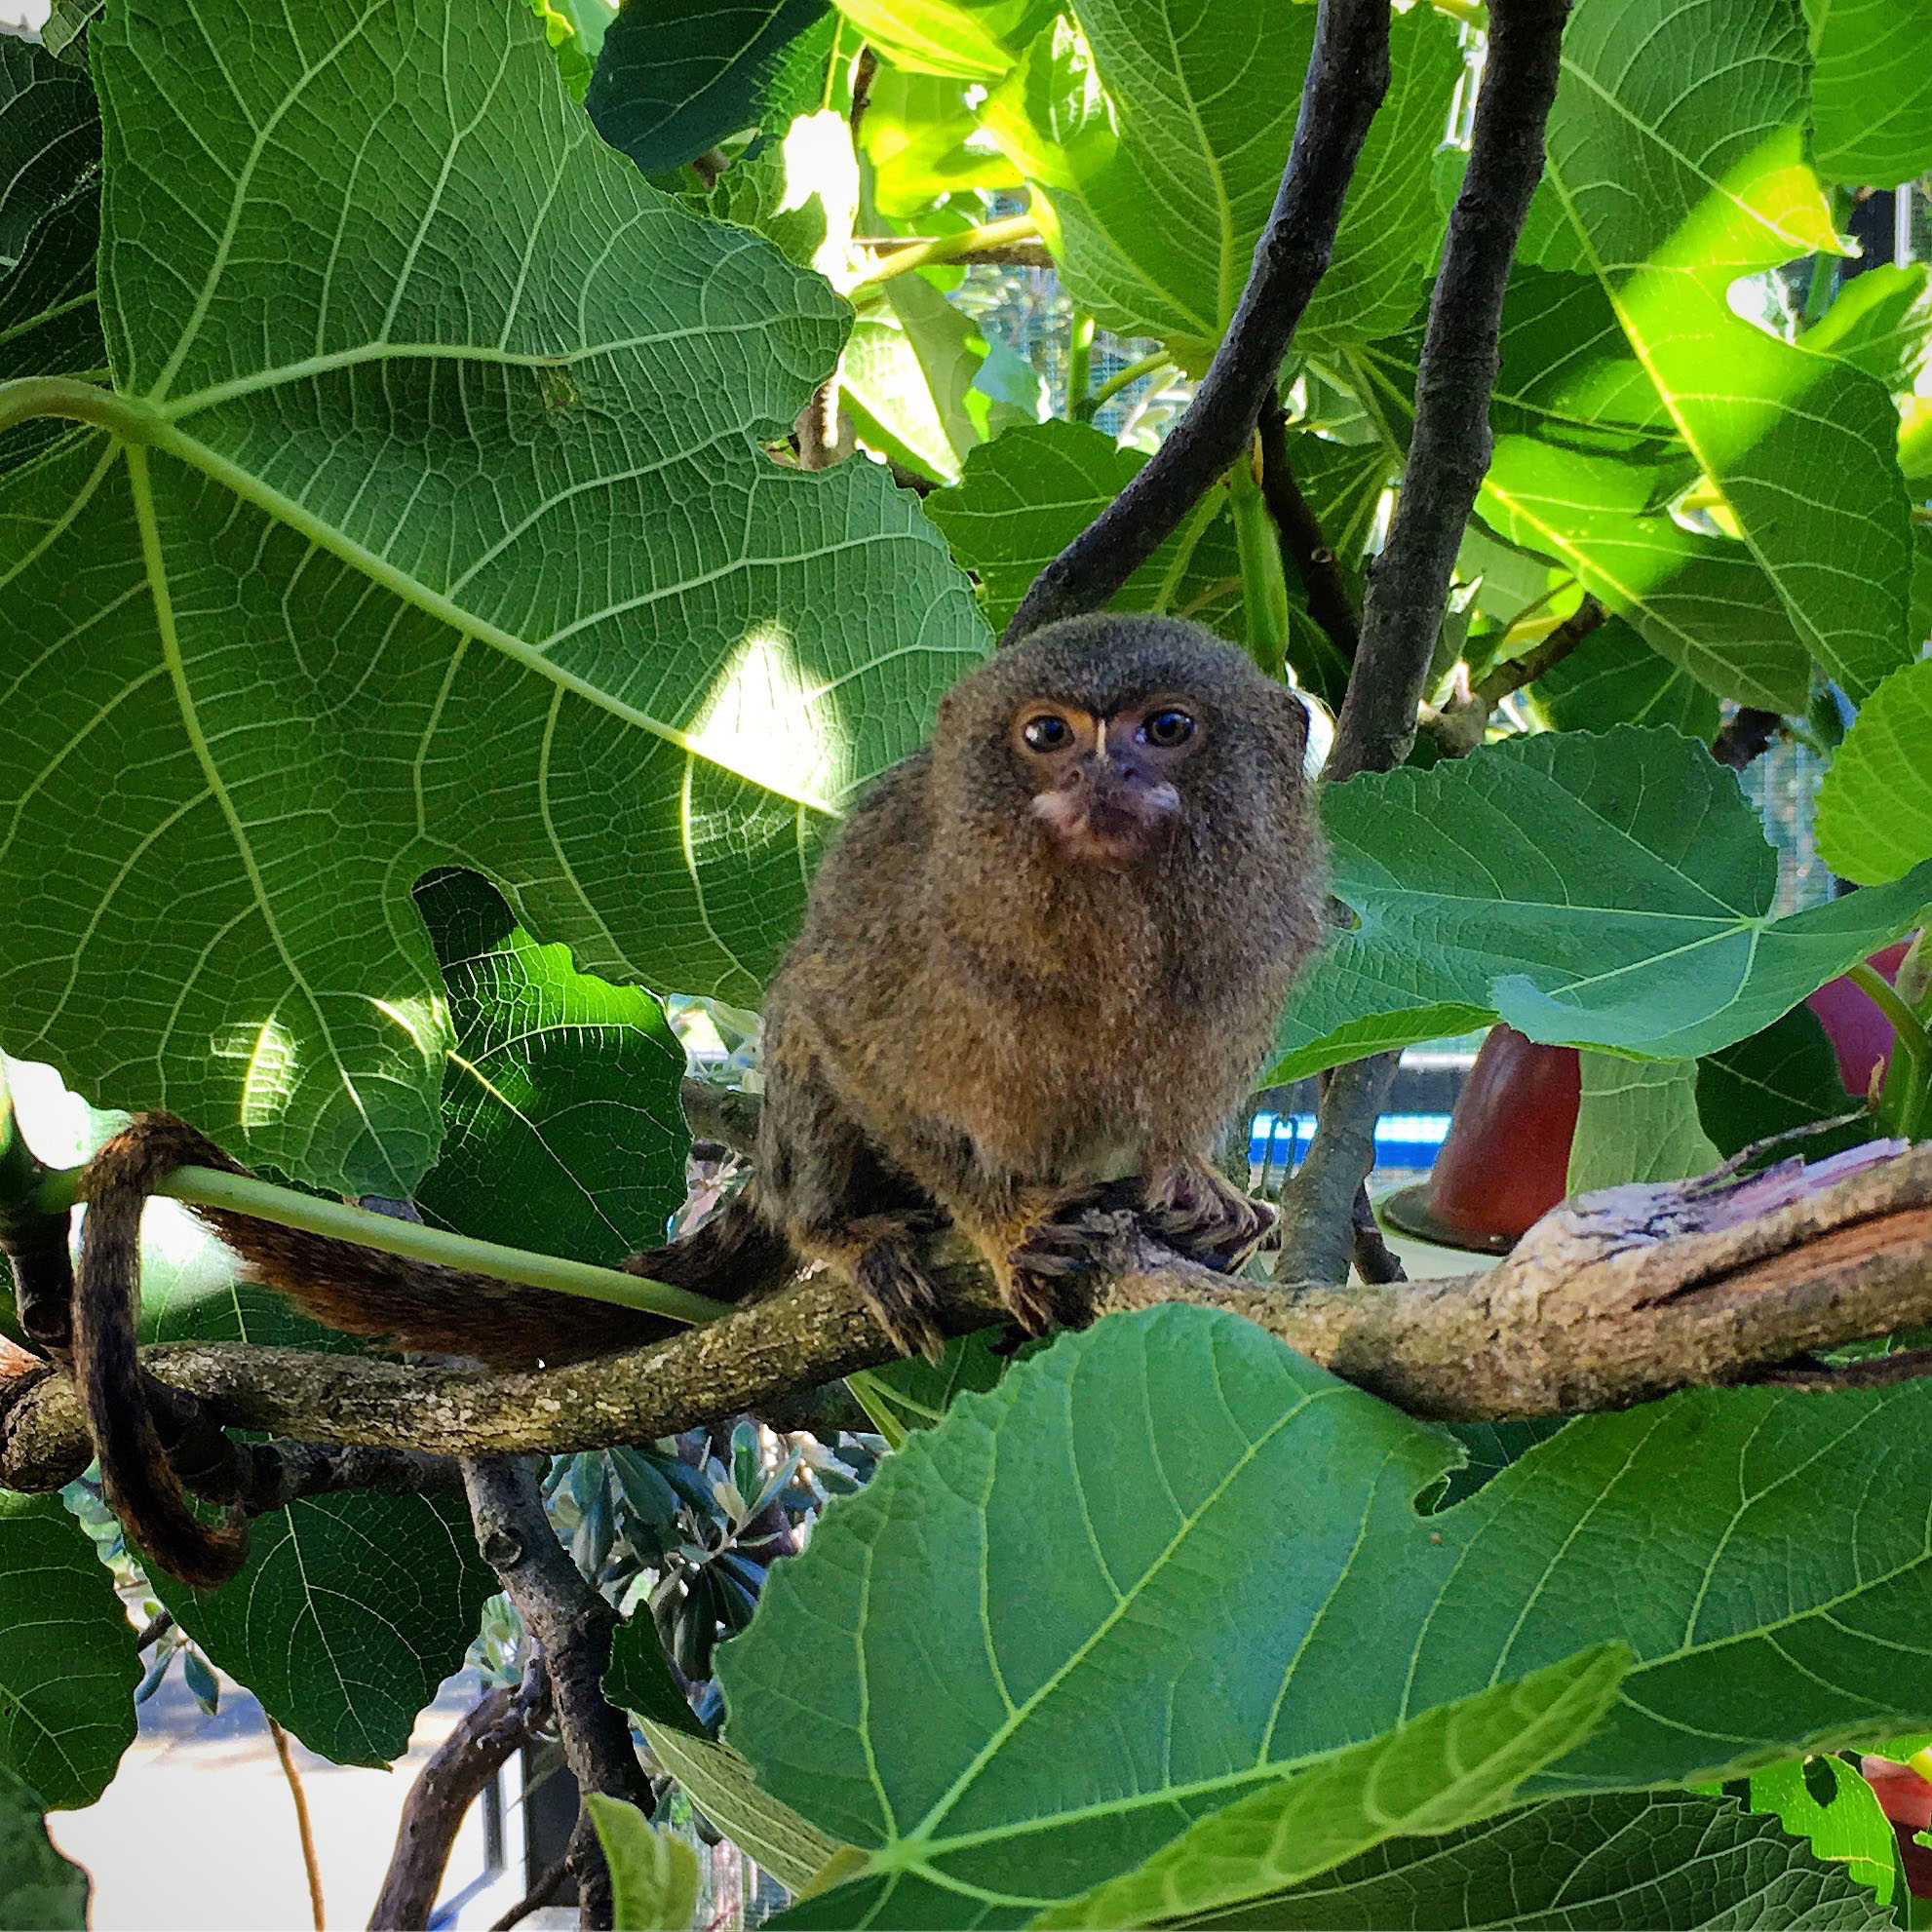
[1268, 727, 1932, 1082]
[1483, 438, 1812, 710]
[1750, 1756, 1900, 1908]
[721, 1306, 1932, 1924]
[1804, 0, 1932, 186]
[0, 0, 985, 1198]
[840, 269, 986, 486]
[835, 0, 1059, 80]
[1028, 1649, 1629, 1931]
[411, 869, 687, 1266]
[1566, 1055, 1719, 1192]
[1528, 614, 1721, 739]
[0, 37, 104, 469]
[1381, 265, 1813, 711]
[1541, 0, 1913, 703]
[1696, 1002, 1856, 1159]
[985, 4, 1459, 350]
[641, 1721, 846, 1891]
[1817, 659, 1932, 886]
[0, 37, 97, 271]
[1187, 1792, 1899, 1929]
[585, 0, 831, 173]
[154, 1494, 496, 1767]
[0, 1762, 88, 1932]
[0, 1494, 137, 1811]
[861, 69, 1024, 216]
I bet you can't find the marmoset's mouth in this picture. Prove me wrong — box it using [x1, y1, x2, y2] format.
[1031, 777, 1180, 869]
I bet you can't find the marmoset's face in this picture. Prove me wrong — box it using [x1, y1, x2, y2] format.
[1008, 692, 1203, 869]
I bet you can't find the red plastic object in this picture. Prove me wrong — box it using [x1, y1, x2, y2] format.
[1424, 1025, 1581, 1242]
[1806, 940, 1913, 1100]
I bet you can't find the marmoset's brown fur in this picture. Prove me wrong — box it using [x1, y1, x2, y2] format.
[60, 613, 1327, 1585]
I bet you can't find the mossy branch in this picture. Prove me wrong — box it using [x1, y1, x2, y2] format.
[5, 1144, 1929, 1496]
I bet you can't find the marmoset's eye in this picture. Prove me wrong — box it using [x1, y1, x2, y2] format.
[1142, 708, 1195, 749]
[1023, 715, 1072, 752]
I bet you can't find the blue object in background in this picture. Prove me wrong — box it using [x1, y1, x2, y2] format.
[1249, 1112, 1450, 1175]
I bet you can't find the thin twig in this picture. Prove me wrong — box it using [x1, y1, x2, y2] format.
[1473, 593, 1607, 706]
[491, 1856, 571, 1932]
[462, 1457, 651, 1932]
[1000, 0, 1393, 643]
[371, 1657, 551, 1932]
[133, 1609, 174, 1651]
[267, 1717, 326, 1932]
[1256, 403, 1360, 660]
[1274, 1054, 1398, 1283]
[1757, 1348, 1932, 1391]
[1351, 1185, 1408, 1284]
[845, 214, 1041, 299]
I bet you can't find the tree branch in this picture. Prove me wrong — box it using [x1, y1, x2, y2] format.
[1256, 403, 1361, 661]
[1474, 593, 1607, 707]
[372, 1657, 551, 1932]
[461, 1456, 650, 1932]
[999, 0, 1392, 643]
[1329, 0, 1572, 783]
[1274, 1054, 1398, 1283]
[1264, 0, 1572, 1283]
[5, 1146, 1931, 1480]
[1712, 706, 1783, 772]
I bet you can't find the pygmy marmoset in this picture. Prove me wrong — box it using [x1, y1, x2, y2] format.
[59, 612, 1329, 1584]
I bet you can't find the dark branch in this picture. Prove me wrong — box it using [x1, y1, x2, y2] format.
[1000, 0, 1392, 642]
[461, 1456, 651, 1932]
[1712, 707, 1783, 772]
[372, 1657, 551, 1932]
[1351, 1184, 1408, 1285]
[1256, 404, 1361, 661]
[1329, 0, 1572, 781]
[492, 1857, 570, 1932]
[1273, 1053, 1398, 1283]
[1473, 593, 1607, 707]
[8, 1146, 1928, 1468]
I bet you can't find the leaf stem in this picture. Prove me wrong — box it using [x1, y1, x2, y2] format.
[0, 374, 155, 441]
[1849, 961, 1931, 1138]
[1228, 444, 1290, 679]
[0, 1063, 39, 1224]
[1072, 350, 1174, 423]
[1064, 310, 1095, 420]
[30, 1160, 730, 1326]
[845, 214, 1041, 298]
[1151, 488, 1225, 616]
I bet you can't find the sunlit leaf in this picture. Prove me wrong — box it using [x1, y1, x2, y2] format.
[1818, 659, 1932, 886]
[0, 0, 985, 1197]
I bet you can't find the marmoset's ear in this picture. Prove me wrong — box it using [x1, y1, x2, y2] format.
[1274, 684, 1311, 762]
